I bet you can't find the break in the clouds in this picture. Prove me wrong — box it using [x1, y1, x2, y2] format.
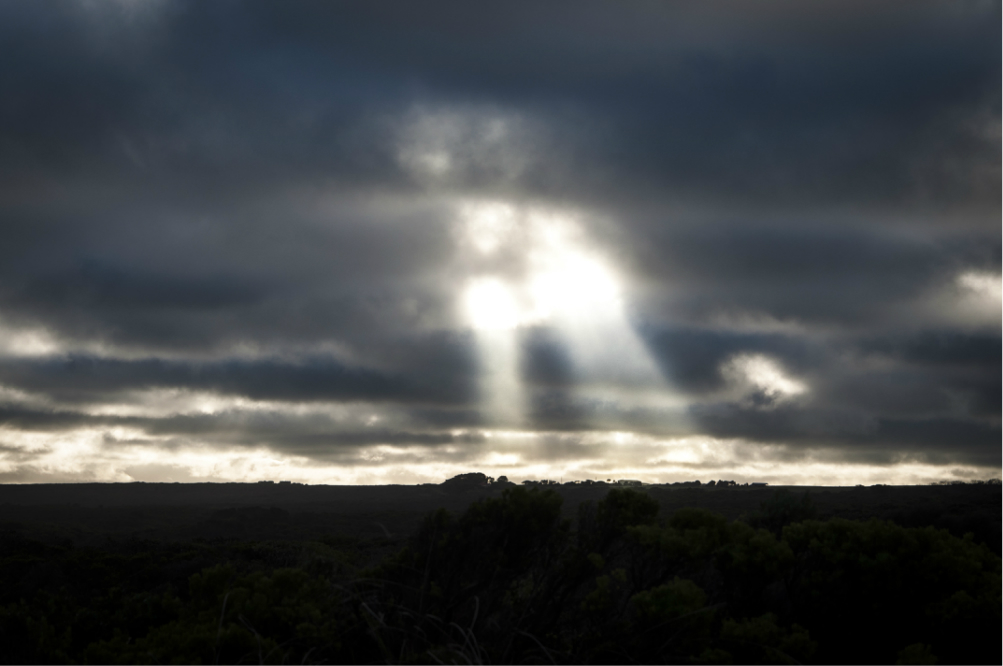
[0, 1, 999, 485]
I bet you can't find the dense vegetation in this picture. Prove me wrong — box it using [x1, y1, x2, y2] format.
[1, 488, 999, 664]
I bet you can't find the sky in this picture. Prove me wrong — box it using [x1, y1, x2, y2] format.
[0, 1, 999, 486]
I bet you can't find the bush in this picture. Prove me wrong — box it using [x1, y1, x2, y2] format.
[783, 519, 1000, 664]
[747, 489, 818, 535]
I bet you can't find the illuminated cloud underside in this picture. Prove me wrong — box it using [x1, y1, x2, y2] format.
[0, 427, 992, 487]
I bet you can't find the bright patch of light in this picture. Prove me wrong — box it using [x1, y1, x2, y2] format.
[455, 202, 666, 428]
[524, 214, 622, 319]
[476, 329, 523, 426]
[612, 431, 632, 445]
[957, 270, 1002, 303]
[0, 317, 61, 357]
[74, 389, 408, 427]
[724, 353, 807, 402]
[920, 269, 1002, 329]
[464, 278, 522, 330]
[462, 201, 517, 254]
[483, 452, 521, 466]
[0, 383, 52, 411]
[414, 151, 451, 176]
[529, 254, 621, 320]
[462, 280, 525, 426]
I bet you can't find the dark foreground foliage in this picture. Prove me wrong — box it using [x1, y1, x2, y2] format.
[1, 488, 999, 664]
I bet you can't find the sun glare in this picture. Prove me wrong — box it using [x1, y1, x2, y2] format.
[528, 254, 621, 321]
[456, 201, 666, 427]
[464, 277, 522, 330]
[458, 203, 631, 332]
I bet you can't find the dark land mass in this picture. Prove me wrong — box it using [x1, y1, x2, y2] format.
[1, 480, 999, 554]
[0, 478, 999, 664]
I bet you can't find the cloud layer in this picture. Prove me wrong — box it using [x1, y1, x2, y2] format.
[0, 1, 998, 484]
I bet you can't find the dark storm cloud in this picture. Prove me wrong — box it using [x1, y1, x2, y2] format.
[630, 224, 1000, 327]
[0, 1, 998, 477]
[0, 404, 99, 432]
[858, 330, 1002, 368]
[16, 262, 263, 311]
[690, 401, 1000, 467]
[520, 329, 576, 388]
[2, 0, 997, 231]
[0, 195, 459, 352]
[0, 351, 476, 406]
[1, 2, 997, 207]
[652, 321, 999, 445]
[827, 338, 1001, 419]
[645, 326, 999, 413]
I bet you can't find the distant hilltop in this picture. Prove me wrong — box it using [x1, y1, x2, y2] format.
[438, 473, 764, 490]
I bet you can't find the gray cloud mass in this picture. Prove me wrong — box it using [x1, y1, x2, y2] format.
[0, 1, 998, 484]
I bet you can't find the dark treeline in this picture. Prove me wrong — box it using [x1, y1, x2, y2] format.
[0, 487, 999, 664]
